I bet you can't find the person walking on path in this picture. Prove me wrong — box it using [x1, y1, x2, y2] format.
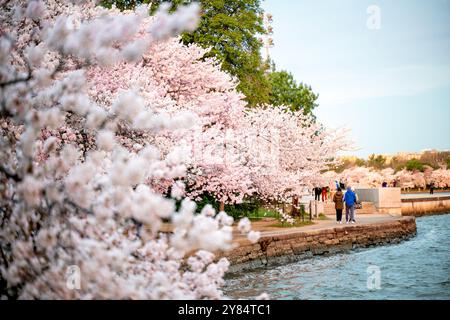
[333, 187, 344, 224]
[344, 186, 357, 223]
[430, 182, 435, 195]
[314, 187, 321, 201]
[321, 187, 328, 202]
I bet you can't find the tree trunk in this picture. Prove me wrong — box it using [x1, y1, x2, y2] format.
[292, 195, 299, 217]
[219, 201, 225, 212]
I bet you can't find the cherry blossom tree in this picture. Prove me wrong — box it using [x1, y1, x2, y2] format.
[86, 23, 351, 209]
[327, 166, 450, 190]
[86, 28, 254, 209]
[241, 106, 350, 201]
[430, 169, 450, 188]
[0, 0, 263, 300]
[0, 0, 352, 299]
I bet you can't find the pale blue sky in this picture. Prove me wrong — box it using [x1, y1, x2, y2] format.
[262, 0, 450, 158]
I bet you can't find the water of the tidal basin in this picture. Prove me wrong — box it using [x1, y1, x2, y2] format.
[223, 214, 450, 300]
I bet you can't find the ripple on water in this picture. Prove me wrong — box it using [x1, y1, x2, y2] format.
[224, 214, 450, 300]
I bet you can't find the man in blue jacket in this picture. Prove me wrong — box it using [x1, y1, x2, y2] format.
[344, 186, 357, 223]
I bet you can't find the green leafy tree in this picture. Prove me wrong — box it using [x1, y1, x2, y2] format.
[390, 156, 404, 172]
[367, 154, 387, 170]
[419, 150, 450, 169]
[101, 0, 271, 107]
[355, 158, 366, 167]
[405, 159, 425, 172]
[268, 70, 318, 114]
[182, 0, 271, 106]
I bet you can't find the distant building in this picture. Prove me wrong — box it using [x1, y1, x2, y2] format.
[394, 152, 422, 161]
[340, 149, 448, 165]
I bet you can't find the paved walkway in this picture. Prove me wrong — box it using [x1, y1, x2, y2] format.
[302, 191, 450, 200]
[234, 213, 404, 242]
[401, 192, 450, 199]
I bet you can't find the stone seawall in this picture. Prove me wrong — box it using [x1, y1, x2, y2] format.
[222, 217, 416, 273]
[402, 196, 450, 217]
